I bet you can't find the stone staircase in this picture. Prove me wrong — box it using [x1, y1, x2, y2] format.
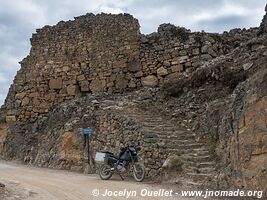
[120, 104, 216, 186]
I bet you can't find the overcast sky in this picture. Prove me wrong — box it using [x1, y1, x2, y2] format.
[0, 0, 266, 106]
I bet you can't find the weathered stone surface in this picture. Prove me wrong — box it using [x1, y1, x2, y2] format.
[192, 48, 200, 55]
[201, 45, 209, 53]
[128, 60, 142, 72]
[59, 131, 82, 170]
[115, 76, 128, 90]
[15, 92, 26, 100]
[0, 123, 7, 153]
[89, 79, 105, 92]
[163, 61, 171, 67]
[80, 81, 90, 92]
[67, 85, 80, 95]
[162, 155, 183, 170]
[77, 75, 85, 82]
[21, 97, 30, 106]
[178, 56, 189, 64]
[226, 97, 267, 192]
[171, 65, 183, 73]
[141, 75, 158, 87]
[134, 71, 143, 78]
[49, 78, 63, 89]
[128, 80, 136, 88]
[243, 62, 253, 71]
[165, 72, 179, 81]
[5, 116, 16, 123]
[157, 67, 168, 76]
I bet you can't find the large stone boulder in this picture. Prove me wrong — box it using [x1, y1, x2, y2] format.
[162, 155, 183, 171]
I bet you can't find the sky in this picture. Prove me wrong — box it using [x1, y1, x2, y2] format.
[0, 0, 266, 106]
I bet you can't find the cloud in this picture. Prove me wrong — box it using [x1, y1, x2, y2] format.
[0, 72, 8, 84]
[188, 3, 263, 32]
[98, 6, 124, 14]
[0, 0, 266, 106]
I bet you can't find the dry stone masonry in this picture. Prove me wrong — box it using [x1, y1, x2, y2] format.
[3, 13, 257, 122]
[5, 13, 140, 121]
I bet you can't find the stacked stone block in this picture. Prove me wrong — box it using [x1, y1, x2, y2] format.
[3, 13, 257, 122]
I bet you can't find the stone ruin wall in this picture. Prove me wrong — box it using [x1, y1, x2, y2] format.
[259, 4, 267, 34]
[2, 13, 258, 123]
[4, 13, 140, 122]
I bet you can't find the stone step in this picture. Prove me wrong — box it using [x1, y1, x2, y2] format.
[147, 142, 204, 150]
[144, 137, 198, 144]
[158, 139, 198, 144]
[139, 118, 165, 122]
[131, 118, 166, 123]
[143, 128, 188, 134]
[185, 180, 203, 187]
[143, 126, 177, 131]
[143, 126, 187, 132]
[157, 142, 205, 150]
[180, 151, 211, 157]
[179, 149, 210, 156]
[182, 152, 211, 158]
[184, 165, 216, 173]
[157, 135, 196, 141]
[158, 138, 203, 149]
[123, 110, 217, 185]
[158, 147, 208, 155]
[181, 155, 212, 162]
[181, 153, 211, 158]
[185, 172, 215, 181]
[144, 150, 210, 159]
[126, 114, 163, 120]
[184, 161, 216, 168]
[142, 122, 175, 126]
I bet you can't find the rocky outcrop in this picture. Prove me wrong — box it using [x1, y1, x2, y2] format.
[226, 96, 267, 192]
[215, 53, 267, 192]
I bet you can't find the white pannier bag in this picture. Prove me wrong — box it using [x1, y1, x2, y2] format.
[95, 152, 106, 163]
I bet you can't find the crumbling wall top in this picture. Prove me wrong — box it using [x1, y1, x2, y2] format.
[258, 4, 267, 35]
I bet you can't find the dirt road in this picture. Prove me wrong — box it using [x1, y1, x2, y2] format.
[0, 162, 196, 200]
